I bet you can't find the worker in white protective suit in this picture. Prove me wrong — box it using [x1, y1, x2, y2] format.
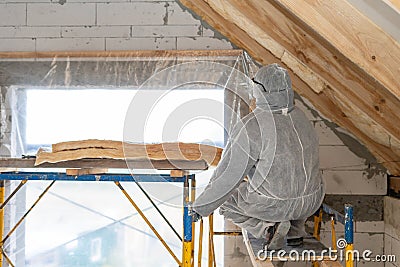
[192, 63, 325, 250]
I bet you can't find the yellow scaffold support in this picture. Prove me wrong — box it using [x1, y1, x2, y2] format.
[0, 181, 4, 266]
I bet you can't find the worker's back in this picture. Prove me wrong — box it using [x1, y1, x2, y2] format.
[244, 105, 324, 222]
[262, 107, 321, 199]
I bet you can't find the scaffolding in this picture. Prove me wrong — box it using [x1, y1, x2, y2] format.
[0, 158, 204, 267]
[0, 158, 354, 267]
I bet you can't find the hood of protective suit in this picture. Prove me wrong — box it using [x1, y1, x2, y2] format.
[253, 63, 294, 113]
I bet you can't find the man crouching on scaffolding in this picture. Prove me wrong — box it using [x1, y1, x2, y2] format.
[192, 63, 325, 250]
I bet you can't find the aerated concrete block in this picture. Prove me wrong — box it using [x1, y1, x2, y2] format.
[27, 3, 95, 26]
[0, 4, 26, 26]
[106, 37, 175, 50]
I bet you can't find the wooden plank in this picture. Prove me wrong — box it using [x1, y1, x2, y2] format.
[213, 231, 242, 236]
[170, 170, 189, 177]
[242, 228, 336, 266]
[275, 0, 400, 99]
[179, 0, 400, 175]
[242, 228, 273, 267]
[36, 140, 222, 167]
[0, 49, 243, 59]
[320, 261, 343, 267]
[66, 168, 108, 176]
[390, 176, 400, 194]
[281, 51, 327, 94]
[0, 168, 18, 173]
[0, 158, 208, 170]
[383, 0, 400, 13]
[52, 139, 122, 152]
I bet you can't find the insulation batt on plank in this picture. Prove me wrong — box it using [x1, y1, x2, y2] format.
[35, 140, 223, 167]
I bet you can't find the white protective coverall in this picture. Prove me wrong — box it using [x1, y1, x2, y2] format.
[193, 64, 325, 239]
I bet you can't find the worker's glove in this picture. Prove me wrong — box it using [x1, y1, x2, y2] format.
[189, 206, 202, 222]
[192, 211, 202, 222]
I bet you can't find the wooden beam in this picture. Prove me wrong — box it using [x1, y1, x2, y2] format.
[0, 158, 208, 170]
[66, 168, 108, 176]
[178, 0, 400, 174]
[382, 0, 400, 13]
[0, 49, 243, 59]
[170, 170, 189, 177]
[274, 0, 400, 99]
[320, 261, 343, 267]
[389, 176, 400, 194]
[52, 139, 122, 152]
[36, 140, 222, 167]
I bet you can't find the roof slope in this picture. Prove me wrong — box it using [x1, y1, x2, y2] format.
[179, 0, 400, 175]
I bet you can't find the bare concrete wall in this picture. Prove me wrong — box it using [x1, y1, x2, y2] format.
[0, 1, 232, 51]
[384, 197, 400, 267]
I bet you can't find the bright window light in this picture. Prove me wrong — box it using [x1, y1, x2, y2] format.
[26, 89, 224, 146]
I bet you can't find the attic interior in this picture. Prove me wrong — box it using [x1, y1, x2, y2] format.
[0, 0, 399, 266]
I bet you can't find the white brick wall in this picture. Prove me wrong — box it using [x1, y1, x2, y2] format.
[132, 25, 200, 37]
[0, 26, 61, 38]
[97, 3, 166, 25]
[106, 37, 175, 50]
[177, 36, 232, 50]
[62, 26, 130, 38]
[295, 100, 387, 196]
[322, 170, 386, 195]
[0, 4, 26, 26]
[27, 3, 96, 26]
[166, 2, 200, 24]
[0, 1, 230, 52]
[0, 38, 36, 51]
[36, 37, 104, 51]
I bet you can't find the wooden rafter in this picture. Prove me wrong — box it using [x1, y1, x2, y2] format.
[0, 158, 208, 170]
[383, 0, 400, 13]
[0, 49, 242, 59]
[178, 0, 400, 175]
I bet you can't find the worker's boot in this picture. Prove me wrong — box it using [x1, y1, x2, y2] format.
[287, 219, 306, 247]
[287, 237, 303, 246]
[265, 221, 290, 250]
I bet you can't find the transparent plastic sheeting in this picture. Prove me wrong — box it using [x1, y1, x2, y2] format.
[0, 50, 259, 266]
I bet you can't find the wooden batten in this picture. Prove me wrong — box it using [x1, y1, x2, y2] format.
[383, 0, 400, 13]
[66, 168, 109, 176]
[0, 49, 243, 59]
[0, 158, 209, 170]
[390, 176, 400, 194]
[36, 140, 223, 168]
[275, 0, 400, 99]
[320, 261, 343, 267]
[170, 170, 189, 177]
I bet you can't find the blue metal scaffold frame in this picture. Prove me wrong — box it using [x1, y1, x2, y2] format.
[0, 171, 196, 267]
